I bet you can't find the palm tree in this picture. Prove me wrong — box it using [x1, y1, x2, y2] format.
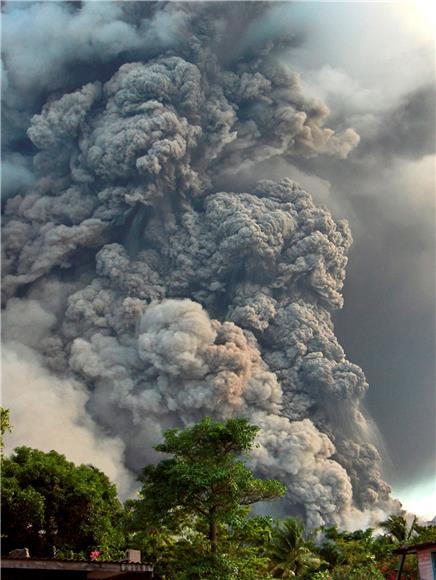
[268, 517, 321, 578]
[379, 515, 418, 543]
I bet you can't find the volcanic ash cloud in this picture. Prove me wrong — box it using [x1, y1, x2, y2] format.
[1, 1, 396, 525]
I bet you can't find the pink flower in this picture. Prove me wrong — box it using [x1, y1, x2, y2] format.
[90, 550, 101, 561]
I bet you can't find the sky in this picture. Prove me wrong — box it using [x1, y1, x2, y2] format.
[215, 1, 436, 516]
[1, 0, 435, 522]
[275, 1, 436, 516]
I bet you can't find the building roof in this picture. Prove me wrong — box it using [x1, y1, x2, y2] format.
[1, 558, 153, 579]
[393, 541, 436, 555]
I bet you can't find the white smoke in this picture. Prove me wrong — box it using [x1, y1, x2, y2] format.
[2, 345, 131, 496]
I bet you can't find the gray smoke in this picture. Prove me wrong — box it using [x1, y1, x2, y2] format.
[2, 1, 397, 527]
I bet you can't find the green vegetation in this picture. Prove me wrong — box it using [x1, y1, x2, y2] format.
[126, 417, 286, 578]
[1, 446, 125, 559]
[267, 517, 321, 578]
[1, 407, 12, 451]
[379, 514, 418, 542]
[1, 413, 435, 579]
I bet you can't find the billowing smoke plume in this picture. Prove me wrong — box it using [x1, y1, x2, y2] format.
[2, 1, 397, 527]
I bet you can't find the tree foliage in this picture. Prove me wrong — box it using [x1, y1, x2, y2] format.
[0, 407, 12, 451]
[2, 414, 435, 579]
[131, 418, 285, 554]
[1, 447, 124, 558]
[267, 517, 321, 578]
[315, 523, 426, 580]
[127, 417, 285, 578]
[318, 527, 385, 579]
[379, 514, 418, 543]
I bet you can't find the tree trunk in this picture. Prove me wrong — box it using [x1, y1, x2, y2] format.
[395, 553, 406, 580]
[209, 508, 217, 555]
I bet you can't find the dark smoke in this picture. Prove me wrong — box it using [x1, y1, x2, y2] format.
[2, 1, 398, 527]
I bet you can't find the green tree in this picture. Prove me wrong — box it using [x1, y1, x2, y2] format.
[374, 516, 433, 579]
[267, 517, 321, 578]
[318, 527, 388, 580]
[0, 407, 12, 451]
[414, 522, 436, 543]
[380, 514, 418, 543]
[128, 417, 285, 578]
[220, 511, 275, 579]
[1, 447, 124, 558]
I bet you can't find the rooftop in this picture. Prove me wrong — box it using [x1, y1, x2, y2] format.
[1, 558, 153, 579]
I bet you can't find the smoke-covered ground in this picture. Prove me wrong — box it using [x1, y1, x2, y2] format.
[3, 1, 431, 526]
